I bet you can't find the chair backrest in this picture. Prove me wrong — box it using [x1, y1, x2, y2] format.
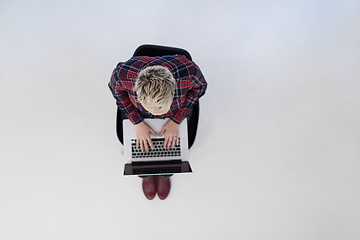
[133, 44, 192, 61]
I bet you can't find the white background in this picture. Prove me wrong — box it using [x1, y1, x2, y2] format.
[1, 0, 360, 239]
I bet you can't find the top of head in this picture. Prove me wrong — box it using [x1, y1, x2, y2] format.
[134, 66, 176, 115]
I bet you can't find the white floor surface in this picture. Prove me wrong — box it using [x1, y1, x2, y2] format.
[0, 0, 360, 239]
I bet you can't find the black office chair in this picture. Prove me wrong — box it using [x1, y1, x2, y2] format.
[116, 44, 199, 149]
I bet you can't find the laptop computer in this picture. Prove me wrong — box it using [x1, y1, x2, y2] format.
[122, 118, 192, 176]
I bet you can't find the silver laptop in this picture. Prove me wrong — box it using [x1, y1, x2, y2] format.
[123, 118, 192, 176]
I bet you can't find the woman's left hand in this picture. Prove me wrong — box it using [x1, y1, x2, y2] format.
[159, 119, 180, 149]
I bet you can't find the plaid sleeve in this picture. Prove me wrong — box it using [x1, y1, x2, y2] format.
[171, 64, 208, 124]
[108, 68, 143, 124]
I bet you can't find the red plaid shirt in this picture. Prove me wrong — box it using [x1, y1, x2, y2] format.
[108, 55, 207, 124]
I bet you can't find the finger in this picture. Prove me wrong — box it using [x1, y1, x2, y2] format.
[170, 137, 175, 149]
[144, 139, 149, 153]
[136, 138, 139, 149]
[167, 136, 172, 149]
[140, 140, 144, 152]
[148, 138, 155, 150]
[163, 136, 168, 149]
[147, 138, 152, 152]
[171, 137, 176, 149]
[159, 127, 166, 136]
[149, 128, 158, 137]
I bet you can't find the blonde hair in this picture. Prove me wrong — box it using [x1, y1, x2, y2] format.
[134, 65, 175, 115]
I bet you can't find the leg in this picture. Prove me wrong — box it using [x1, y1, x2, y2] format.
[157, 175, 171, 200]
[152, 102, 199, 199]
[141, 176, 156, 200]
[141, 175, 171, 200]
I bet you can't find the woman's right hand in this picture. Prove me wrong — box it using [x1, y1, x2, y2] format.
[135, 121, 158, 152]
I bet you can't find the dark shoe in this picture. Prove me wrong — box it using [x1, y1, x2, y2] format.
[142, 176, 156, 200]
[157, 176, 171, 200]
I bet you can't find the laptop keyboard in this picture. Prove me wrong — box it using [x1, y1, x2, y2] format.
[131, 138, 181, 158]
